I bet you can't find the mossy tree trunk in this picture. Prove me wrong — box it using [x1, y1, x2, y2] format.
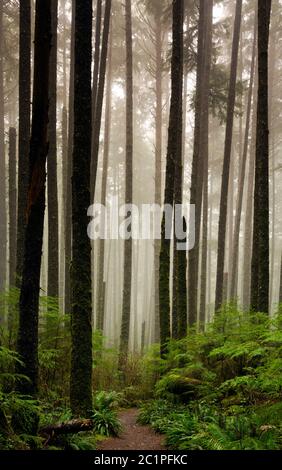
[159, 0, 184, 356]
[16, 0, 31, 287]
[119, 0, 133, 362]
[215, 0, 242, 312]
[188, 0, 206, 326]
[9, 128, 17, 288]
[47, 0, 59, 300]
[16, 0, 52, 396]
[251, 0, 272, 314]
[70, 0, 93, 418]
[0, 1, 6, 294]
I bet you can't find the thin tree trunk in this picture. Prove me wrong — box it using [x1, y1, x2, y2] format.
[188, 0, 206, 326]
[199, 0, 213, 327]
[215, 0, 242, 312]
[154, 11, 163, 343]
[159, 0, 184, 356]
[16, 0, 31, 287]
[91, 0, 112, 202]
[9, 128, 17, 288]
[0, 1, 6, 293]
[251, 0, 272, 314]
[96, 28, 112, 331]
[230, 19, 256, 301]
[242, 78, 257, 310]
[64, 0, 75, 316]
[70, 0, 93, 417]
[16, 0, 52, 396]
[119, 0, 133, 361]
[92, 0, 102, 123]
[47, 0, 58, 299]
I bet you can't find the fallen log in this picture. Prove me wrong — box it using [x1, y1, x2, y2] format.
[39, 419, 93, 437]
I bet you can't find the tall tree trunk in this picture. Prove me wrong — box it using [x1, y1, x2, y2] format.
[0, 1, 6, 293]
[70, 0, 93, 417]
[251, 0, 272, 314]
[188, 0, 206, 326]
[215, 0, 242, 312]
[96, 28, 112, 331]
[47, 0, 58, 299]
[16, 0, 31, 287]
[64, 0, 75, 316]
[159, 0, 184, 356]
[90, 0, 112, 201]
[9, 128, 17, 288]
[119, 0, 133, 360]
[154, 11, 163, 343]
[230, 19, 256, 301]
[242, 79, 257, 310]
[16, 0, 52, 396]
[92, 0, 102, 122]
[199, 0, 213, 327]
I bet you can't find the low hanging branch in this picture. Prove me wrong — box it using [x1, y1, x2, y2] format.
[39, 419, 93, 438]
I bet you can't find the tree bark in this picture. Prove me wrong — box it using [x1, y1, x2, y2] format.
[9, 128, 17, 288]
[70, 0, 93, 417]
[0, 1, 6, 293]
[91, 0, 112, 202]
[230, 18, 256, 301]
[64, 0, 75, 316]
[251, 0, 272, 314]
[188, 0, 206, 326]
[47, 0, 59, 299]
[199, 0, 213, 327]
[96, 28, 112, 331]
[16, 0, 31, 288]
[16, 0, 52, 396]
[119, 0, 133, 361]
[159, 0, 184, 356]
[215, 0, 242, 312]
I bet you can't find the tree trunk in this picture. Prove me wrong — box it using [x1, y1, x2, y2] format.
[64, 0, 75, 316]
[16, 0, 31, 287]
[96, 28, 112, 331]
[230, 19, 256, 301]
[119, 0, 133, 361]
[92, 0, 102, 123]
[188, 0, 206, 326]
[215, 0, 242, 312]
[16, 0, 52, 396]
[47, 0, 59, 299]
[90, 0, 112, 202]
[159, 0, 184, 356]
[8, 128, 17, 288]
[199, 0, 213, 327]
[0, 1, 6, 293]
[70, 0, 93, 418]
[242, 79, 257, 310]
[251, 0, 272, 314]
[154, 11, 163, 343]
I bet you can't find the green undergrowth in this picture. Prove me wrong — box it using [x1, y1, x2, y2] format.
[138, 305, 282, 450]
[1, 291, 282, 450]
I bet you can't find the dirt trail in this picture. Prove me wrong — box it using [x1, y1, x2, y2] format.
[97, 408, 166, 451]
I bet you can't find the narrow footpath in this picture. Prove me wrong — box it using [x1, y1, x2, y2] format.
[98, 408, 166, 451]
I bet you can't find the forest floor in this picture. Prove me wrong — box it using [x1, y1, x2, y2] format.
[97, 408, 166, 451]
